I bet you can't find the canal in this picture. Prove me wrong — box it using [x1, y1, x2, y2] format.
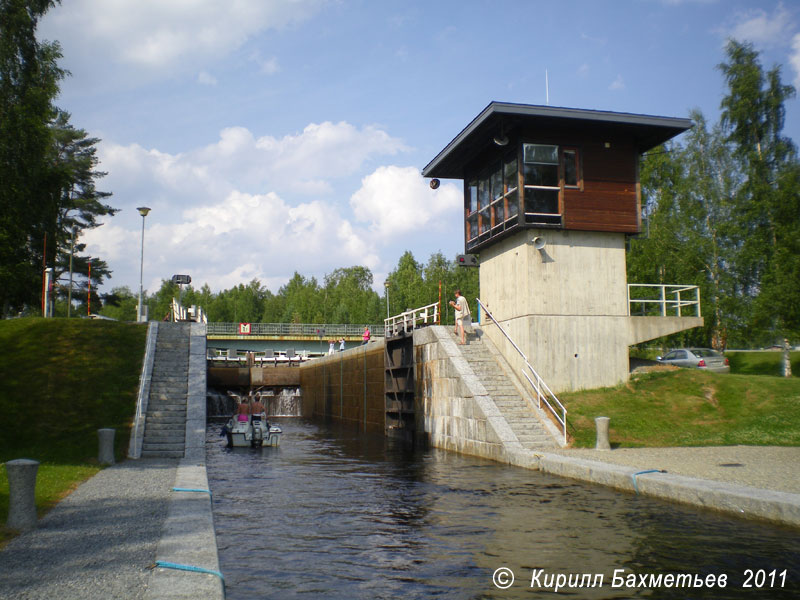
[206, 420, 799, 599]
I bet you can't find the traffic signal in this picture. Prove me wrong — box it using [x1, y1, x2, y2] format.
[456, 254, 478, 267]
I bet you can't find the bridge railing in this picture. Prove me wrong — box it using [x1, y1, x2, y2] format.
[206, 322, 385, 337]
[384, 302, 440, 337]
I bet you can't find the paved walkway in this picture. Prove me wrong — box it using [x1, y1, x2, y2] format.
[0, 459, 178, 600]
[550, 446, 800, 494]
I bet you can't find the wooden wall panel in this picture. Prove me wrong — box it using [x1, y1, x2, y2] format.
[563, 142, 639, 232]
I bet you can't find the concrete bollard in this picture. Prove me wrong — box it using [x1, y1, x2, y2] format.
[594, 416, 611, 451]
[6, 459, 39, 531]
[98, 428, 116, 465]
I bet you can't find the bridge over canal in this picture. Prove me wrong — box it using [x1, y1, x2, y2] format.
[205, 321, 385, 360]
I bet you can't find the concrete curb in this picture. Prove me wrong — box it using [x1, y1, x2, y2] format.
[535, 451, 800, 528]
[145, 460, 224, 600]
[185, 323, 208, 462]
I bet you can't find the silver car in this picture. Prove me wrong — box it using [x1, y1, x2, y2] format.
[656, 348, 730, 373]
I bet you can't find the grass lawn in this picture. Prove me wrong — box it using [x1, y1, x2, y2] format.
[0, 318, 146, 545]
[561, 368, 800, 448]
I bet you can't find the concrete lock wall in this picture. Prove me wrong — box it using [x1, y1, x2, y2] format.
[299, 342, 385, 432]
[479, 228, 631, 393]
[299, 327, 546, 464]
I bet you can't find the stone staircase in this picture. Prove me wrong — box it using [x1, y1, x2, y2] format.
[141, 322, 190, 458]
[452, 330, 556, 451]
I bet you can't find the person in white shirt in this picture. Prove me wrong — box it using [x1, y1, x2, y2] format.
[448, 289, 471, 345]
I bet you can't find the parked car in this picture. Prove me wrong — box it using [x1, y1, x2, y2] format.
[656, 348, 730, 373]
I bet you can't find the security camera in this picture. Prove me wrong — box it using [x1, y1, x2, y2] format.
[429, 178, 440, 190]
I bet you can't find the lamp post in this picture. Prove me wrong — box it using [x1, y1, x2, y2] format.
[384, 279, 390, 320]
[136, 207, 151, 322]
[67, 227, 76, 318]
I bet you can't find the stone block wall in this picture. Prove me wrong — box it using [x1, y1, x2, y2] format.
[299, 341, 385, 432]
[413, 327, 534, 467]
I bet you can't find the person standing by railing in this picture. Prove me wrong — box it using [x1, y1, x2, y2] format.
[362, 325, 371, 345]
[449, 289, 471, 345]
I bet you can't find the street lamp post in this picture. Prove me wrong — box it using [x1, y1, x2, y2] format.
[137, 207, 151, 322]
[67, 227, 76, 318]
[384, 280, 390, 320]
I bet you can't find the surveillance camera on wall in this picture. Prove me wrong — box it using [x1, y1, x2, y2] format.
[429, 178, 440, 190]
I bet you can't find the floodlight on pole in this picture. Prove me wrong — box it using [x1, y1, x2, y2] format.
[137, 207, 151, 322]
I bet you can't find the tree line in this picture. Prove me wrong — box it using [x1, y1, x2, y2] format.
[99, 250, 480, 327]
[1, 0, 114, 317]
[629, 40, 799, 353]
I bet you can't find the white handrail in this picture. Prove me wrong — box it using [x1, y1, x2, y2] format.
[476, 298, 568, 445]
[384, 302, 440, 337]
[129, 321, 157, 459]
[627, 284, 701, 318]
[170, 297, 208, 323]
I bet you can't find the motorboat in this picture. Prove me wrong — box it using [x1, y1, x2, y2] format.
[224, 411, 282, 447]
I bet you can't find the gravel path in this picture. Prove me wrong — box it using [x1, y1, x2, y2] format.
[0, 458, 178, 600]
[550, 446, 800, 494]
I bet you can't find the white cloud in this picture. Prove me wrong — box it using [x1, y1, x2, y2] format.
[259, 56, 281, 75]
[791, 33, 800, 89]
[85, 121, 419, 293]
[100, 121, 408, 203]
[41, 0, 324, 78]
[722, 3, 794, 47]
[577, 63, 590, 78]
[609, 74, 625, 91]
[197, 71, 218, 85]
[349, 166, 461, 239]
[85, 188, 379, 294]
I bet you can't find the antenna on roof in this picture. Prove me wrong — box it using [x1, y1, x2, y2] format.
[545, 69, 550, 106]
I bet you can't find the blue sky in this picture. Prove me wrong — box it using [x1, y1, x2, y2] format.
[39, 0, 800, 297]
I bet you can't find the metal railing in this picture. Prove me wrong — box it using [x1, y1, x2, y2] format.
[476, 298, 567, 445]
[129, 321, 157, 459]
[206, 322, 385, 337]
[170, 297, 208, 323]
[384, 302, 440, 337]
[627, 284, 701, 317]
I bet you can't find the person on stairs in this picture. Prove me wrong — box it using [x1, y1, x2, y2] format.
[449, 289, 471, 345]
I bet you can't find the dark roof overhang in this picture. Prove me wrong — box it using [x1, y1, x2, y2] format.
[422, 101, 693, 180]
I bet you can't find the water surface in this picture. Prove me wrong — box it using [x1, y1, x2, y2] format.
[206, 420, 799, 599]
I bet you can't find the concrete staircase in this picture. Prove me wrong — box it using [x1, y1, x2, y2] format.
[141, 322, 190, 458]
[452, 330, 556, 451]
